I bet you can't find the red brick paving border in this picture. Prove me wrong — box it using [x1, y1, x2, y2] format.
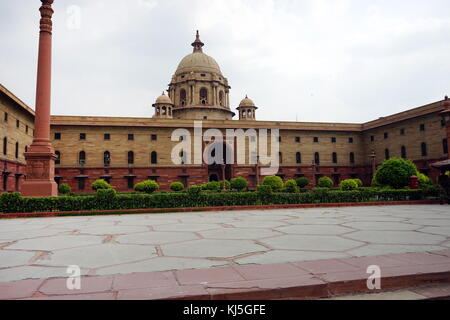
[2, 249, 450, 300]
[0, 200, 441, 219]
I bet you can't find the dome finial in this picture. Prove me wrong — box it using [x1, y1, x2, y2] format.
[191, 30, 204, 53]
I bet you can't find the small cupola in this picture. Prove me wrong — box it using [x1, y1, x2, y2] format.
[237, 95, 258, 120]
[152, 92, 174, 119]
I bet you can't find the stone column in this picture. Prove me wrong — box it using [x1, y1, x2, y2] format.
[22, 0, 58, 197]
[441, 97, 450, 159]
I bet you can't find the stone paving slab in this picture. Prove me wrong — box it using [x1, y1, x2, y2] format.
[1, 250, 450, 300]
[0, 205, 449, 284]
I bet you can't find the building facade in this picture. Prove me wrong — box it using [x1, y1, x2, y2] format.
[1, 33, 449, 194]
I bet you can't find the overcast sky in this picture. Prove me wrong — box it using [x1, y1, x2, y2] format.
[1, 0, 449, 123]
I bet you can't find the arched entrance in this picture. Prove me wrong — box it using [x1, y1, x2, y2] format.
[204, 142, 233, 181]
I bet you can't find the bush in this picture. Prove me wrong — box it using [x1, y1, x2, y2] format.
[340, 179, 358, 191]
[91, 179, 112, 191]
[296, 177, 309, 189]
[257, 184, 272, 196]
[58, 184, 71, 195]
[418, 173, 432, 188]
[170, 182, 184, 192]
[317, 176, 333, 188]
[187, 186, 202, 197]
[353, 179, 363, 188]
[262, 176, 284, 192]
[220, 180, 231, 191]
[284, 180, 299, 193]
[205, 181, 221, 192]
[134, 180, 159, 194]
[230, 177, 248, 191]
[374, 158, 419, 189]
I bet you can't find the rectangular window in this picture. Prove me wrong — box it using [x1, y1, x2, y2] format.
[16, 120, 20, 128]
[128, 134, 134, 141]
[278, 136, 282, 143]
[313, 137, 319, 143]
[127, 177, 134, 189]
[400, 128, 405, 135]
[370, 136, 374, 142]
[4, 112, 8, 122]
[331, 137, 336, 143]
[295, 137, 301, 143]
[80, 133, 86, 140]
[54, 133, 61, 140]
[151, 134, 157, 141]
[348, 137, 353, 143]
[420, 124, 426, 131]
[78, 179, 85, 191]
[104, 133, 110, 140]
[26, 125, 29, 134]
[384, 133, 388, 139]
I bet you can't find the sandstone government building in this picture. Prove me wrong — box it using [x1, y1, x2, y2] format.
[1, 32, 449, 194]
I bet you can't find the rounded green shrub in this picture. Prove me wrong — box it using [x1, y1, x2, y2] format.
[417, 173, 432, 188]
[296, 177, 309, 189]
[205, 181, 221, 192]
[374, 158, 419, 189]
[58, 183, 71, 195]
[96, 188, 117, 198]
[262, 176, 284, 192]
[91, 179, 112, 191]
[340, 179, 358, 191]
[134, 180, 159, 194]
[317, 176, 333, 188]
[353, 179, 363, 188]
[219, 180, 231, 191]
[230, 177, 248, 191]
[284, 180, 299, 193]
[170, 182, 184, 192]
[187, 185, 202, 197]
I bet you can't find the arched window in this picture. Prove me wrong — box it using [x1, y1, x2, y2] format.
[314, 152, 320, 165]
[200, 88, 208, 105]
[180, 89, 187, 106]
[219, 91, 224, 106]
[180, 150, 186, 165]
[55, 151, 61, 165]
[151, 151, 157, 164]
[15, 142, 19, 159]
[385, 148, 390, 160]
[241, 110, 246, 118]
[444, 139, 449, 154]
[296, 152, 302, 164]
[247, 110, 252, 118]
[401, 146, 407, 159]
[349, 152, 355, 164]
[3, 137, 6, 155]
[79, 151, 86, 165]
[332, 152, 338, 164]
[421, 142, 428, 157]
[128, 151, 134, 165]
[103, 151, 110, 167]
[279, 152, 283, 164]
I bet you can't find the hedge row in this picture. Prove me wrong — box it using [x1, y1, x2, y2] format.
[0, 188, 440, 214]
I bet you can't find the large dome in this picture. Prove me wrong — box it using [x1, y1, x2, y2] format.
[176, 52, 222, 75]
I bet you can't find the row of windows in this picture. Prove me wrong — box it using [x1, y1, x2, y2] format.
[292, 137, 354, 144]
[54, 133, 159, 141]
[370, 123, 445, 142]
[2, 137, 28, 158]
[292, 152, 355, 165]
[383, 140, 448, 160]
[55, 151, 159, 166]
[3, 112, 31, 134]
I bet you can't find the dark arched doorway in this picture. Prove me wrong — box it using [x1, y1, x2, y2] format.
[205, 142, 233, 181]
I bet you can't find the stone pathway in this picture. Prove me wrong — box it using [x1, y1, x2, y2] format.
[0, 205, 449, 283]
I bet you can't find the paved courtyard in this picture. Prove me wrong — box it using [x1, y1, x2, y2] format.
[0, 205, 449, 283]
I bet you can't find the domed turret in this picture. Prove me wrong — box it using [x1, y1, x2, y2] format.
[152, 92, 173, 119]
[166, 31, 235, 121]
[237, 95, 258, 120]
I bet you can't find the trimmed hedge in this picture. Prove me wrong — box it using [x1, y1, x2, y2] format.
[0, 188, 439, 214]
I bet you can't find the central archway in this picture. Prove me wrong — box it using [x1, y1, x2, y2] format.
[204, 141, 233, 181]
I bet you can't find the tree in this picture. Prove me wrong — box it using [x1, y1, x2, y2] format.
[317, 176, 333, 188]
[262, 176, 284, 192]
[230, 177, 248, 191]
[373, 158, 419, 189]
[91, 179, 112, 191]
